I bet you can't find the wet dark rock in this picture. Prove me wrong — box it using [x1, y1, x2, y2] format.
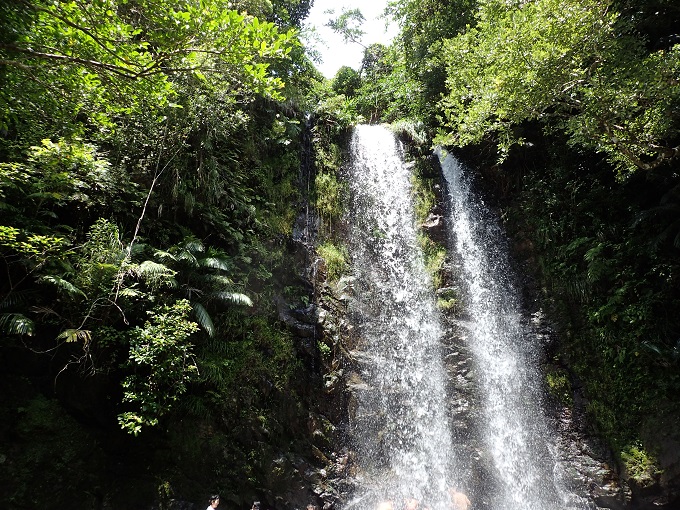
[421, 213, 448, 243]
[638, 406, 680, 507]
[276, 299, 318, 339]
[593, 494, 629, 510]
[291, 303, 319, 324]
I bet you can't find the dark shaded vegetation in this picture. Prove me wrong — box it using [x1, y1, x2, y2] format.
[503, 137, 680, 449]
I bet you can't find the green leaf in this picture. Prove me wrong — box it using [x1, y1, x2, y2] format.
[135, 260, 177, 288]
[40, 275, 87, 299]
[191, 302, 215, 337]
[200, 257, 230, 271]
[0, 313, 35, 336]
[57, 328, 92, 344]
[213, 291, 253, 307]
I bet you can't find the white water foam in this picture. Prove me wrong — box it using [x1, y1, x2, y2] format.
[344, 126, 461, 510]
[438, 148, 590, 510]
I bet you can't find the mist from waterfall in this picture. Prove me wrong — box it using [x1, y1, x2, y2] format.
[438, 148, 589, 510]
[344, 126, 461, 510]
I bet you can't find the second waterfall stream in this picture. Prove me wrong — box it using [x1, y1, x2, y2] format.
[341, 125, 592, 510]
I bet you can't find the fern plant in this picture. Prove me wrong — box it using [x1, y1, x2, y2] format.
[151, 238, 253, 336]
[0, 312, 34, 336]
[0, 289, 36, 336]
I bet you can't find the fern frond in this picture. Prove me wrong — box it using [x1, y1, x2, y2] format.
[137, 260, 172, 274]
[118, 287, 143, 298]
[30, 306, 60, 318]
[202, 274, 235, 288]
[136, 260, 176, 279]
[39, 210, 58, 219]
[641, 341, 663, 356]
[563, 236, 591, 255]
[153, 249, 177, 263]
[0, 313, 35, 336]
[192, 302, 215, 337]
[647, 219, 680, 251]
[57, 328, 91, 345]
[135, 261, 178, 290]
[40, 275, 87, 299]
[213, 291, 253, 307]
[178, 394, 213, 420]
[128, 242, 148, 258]
[176, 250, 198, 267]
[183, 239, 204, 254]
[558, 276, 590, 303]
[197, 357, 231, 386]
[199, 257, 230, 271]
[0, 201, 18, 212]
[202, 337, 232, 356]
[55, 257, 76, 274]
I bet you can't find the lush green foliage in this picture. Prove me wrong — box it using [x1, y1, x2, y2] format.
[0, 0, 358, 507]
[332, 66, 361, 98]
[316, 242, 348, 282]
[0, 391, 105, 509]
[503, 145, 680, 458]
[546, 368, 573, 407]
[3, 0, 678, 503]
[0, 0, 296, 153]
[308, 79, 359, 240]
[436, 0, 680, 176]
[353, 44, 418, 123]
[119, 300, 200, 435]
[0, 0, 316, 454]
[385, 0, 477, 124]
[325, 7, 366, 48]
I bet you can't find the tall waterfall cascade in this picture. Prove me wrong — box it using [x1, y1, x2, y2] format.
[342, 125, 591, 510]
[344, 125, 459, 510]
[438, 149, 591, 510]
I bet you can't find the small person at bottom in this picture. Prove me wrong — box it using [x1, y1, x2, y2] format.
[376, 501, 394, 510]
[404, 498, 419, 510]
[252, 501, 261, 510]
[207, 495, 220, 510]
[448, 488, 471, 510]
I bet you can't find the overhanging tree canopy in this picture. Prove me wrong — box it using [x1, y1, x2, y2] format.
[436, 0, 680, 177]
[0, 0, 297, 145]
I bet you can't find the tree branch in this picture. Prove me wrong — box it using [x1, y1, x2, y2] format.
[16, 0, 137, 67]
[0, 43, 142, 78]
[601, 122, 680, 171]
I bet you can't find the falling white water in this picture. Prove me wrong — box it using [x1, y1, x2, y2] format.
[344, 126, 461, 510]
[438, 148, 589, 510]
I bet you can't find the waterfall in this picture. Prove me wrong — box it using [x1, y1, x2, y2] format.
[341, 126, 590, 510]
[344, 126, 461, 510]
[438, 149, 590, 510]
